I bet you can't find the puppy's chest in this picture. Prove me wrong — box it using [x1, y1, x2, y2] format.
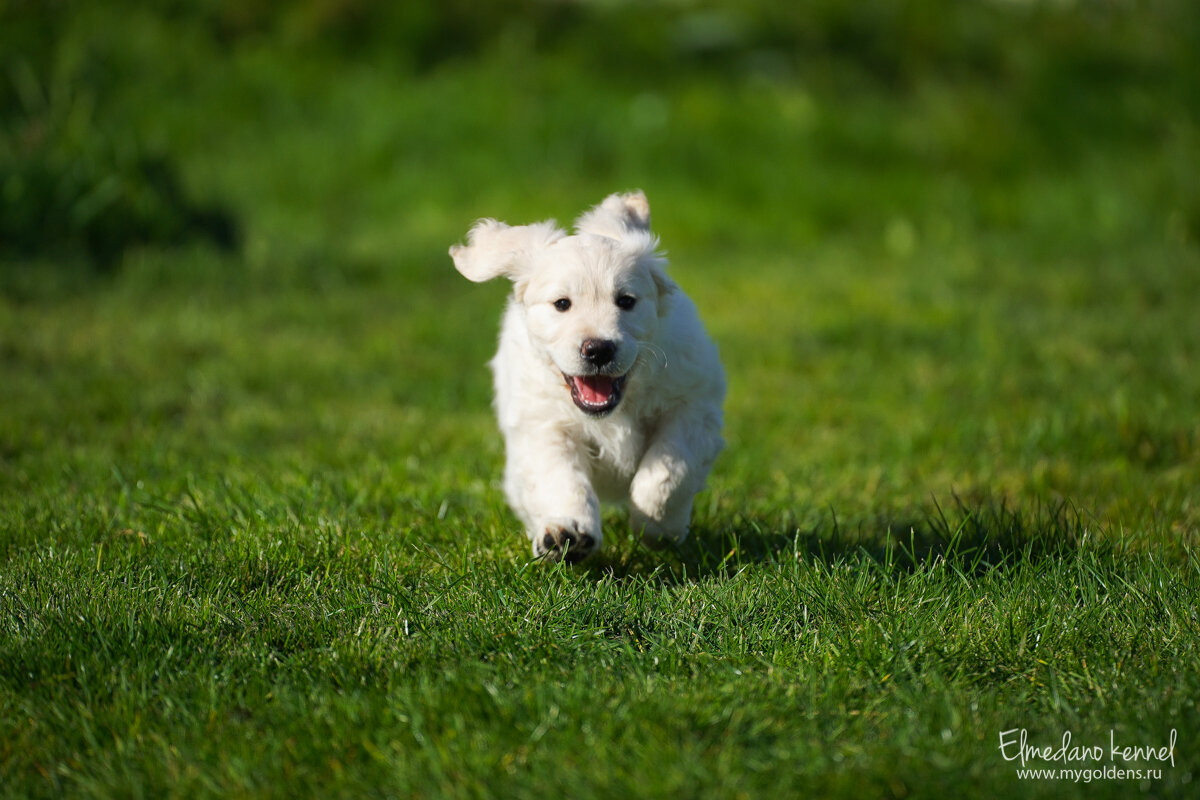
[578, 416, 648, 488]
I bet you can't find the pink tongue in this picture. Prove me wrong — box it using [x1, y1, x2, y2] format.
[574, 375, 615, 405]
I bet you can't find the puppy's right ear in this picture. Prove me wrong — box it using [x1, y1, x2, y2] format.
[450, 219, 563, 283]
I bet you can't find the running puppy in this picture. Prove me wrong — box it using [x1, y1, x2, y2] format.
[450, 191, 725, 562]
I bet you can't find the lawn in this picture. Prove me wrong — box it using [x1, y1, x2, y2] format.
[2, 2, 1199, 797]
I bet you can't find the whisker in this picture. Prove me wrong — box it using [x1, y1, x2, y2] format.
[636, 342, 669, 369]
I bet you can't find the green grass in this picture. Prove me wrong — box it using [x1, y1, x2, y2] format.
[3, 2, 1200, 797]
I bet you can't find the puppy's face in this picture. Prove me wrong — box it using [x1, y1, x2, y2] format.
[520, 235, 661, 415]
[451, 192, 674, 417]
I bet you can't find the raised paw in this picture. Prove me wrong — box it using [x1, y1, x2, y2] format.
[533, 524, 598, 564]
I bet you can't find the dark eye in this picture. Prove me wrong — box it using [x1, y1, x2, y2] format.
[616, 294, 637, 311]
[553, 298, 572, 312]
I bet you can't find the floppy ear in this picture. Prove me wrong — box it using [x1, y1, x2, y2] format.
[646, 252, 678, 316]
[449, 219, 564, 283]
[614, 190, 651, 231]
[617, 227, 677, 316]
[574, 190, 652, 239]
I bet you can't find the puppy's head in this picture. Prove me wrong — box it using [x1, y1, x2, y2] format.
[451, 191, 675, 417]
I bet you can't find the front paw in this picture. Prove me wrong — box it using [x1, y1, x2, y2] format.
[532, 521, 600, 564]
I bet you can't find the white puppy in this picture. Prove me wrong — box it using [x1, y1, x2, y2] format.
[450, 191, 725, 562]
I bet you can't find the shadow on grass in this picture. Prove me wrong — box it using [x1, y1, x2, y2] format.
[584, 493, 1098, 585]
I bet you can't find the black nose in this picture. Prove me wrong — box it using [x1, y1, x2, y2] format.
[580, 338, 616, 367]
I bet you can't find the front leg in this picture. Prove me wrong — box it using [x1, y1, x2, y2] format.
[629, 412, 723, 544]
[503, 430, 602, 563]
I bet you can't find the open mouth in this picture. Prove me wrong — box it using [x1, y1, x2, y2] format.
[564, 372, 627, 416]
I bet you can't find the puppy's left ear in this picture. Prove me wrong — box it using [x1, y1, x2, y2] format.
[635, 248, 677, 318]
[575, 190, 652, 239]
[608, 190, 651, 232]
[450, 219, 563, 283]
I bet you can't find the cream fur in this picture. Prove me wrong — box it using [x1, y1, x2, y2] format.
[450, 191, 725, 562]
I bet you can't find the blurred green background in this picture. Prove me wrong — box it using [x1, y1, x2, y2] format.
[5, 0, 1197, 267]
